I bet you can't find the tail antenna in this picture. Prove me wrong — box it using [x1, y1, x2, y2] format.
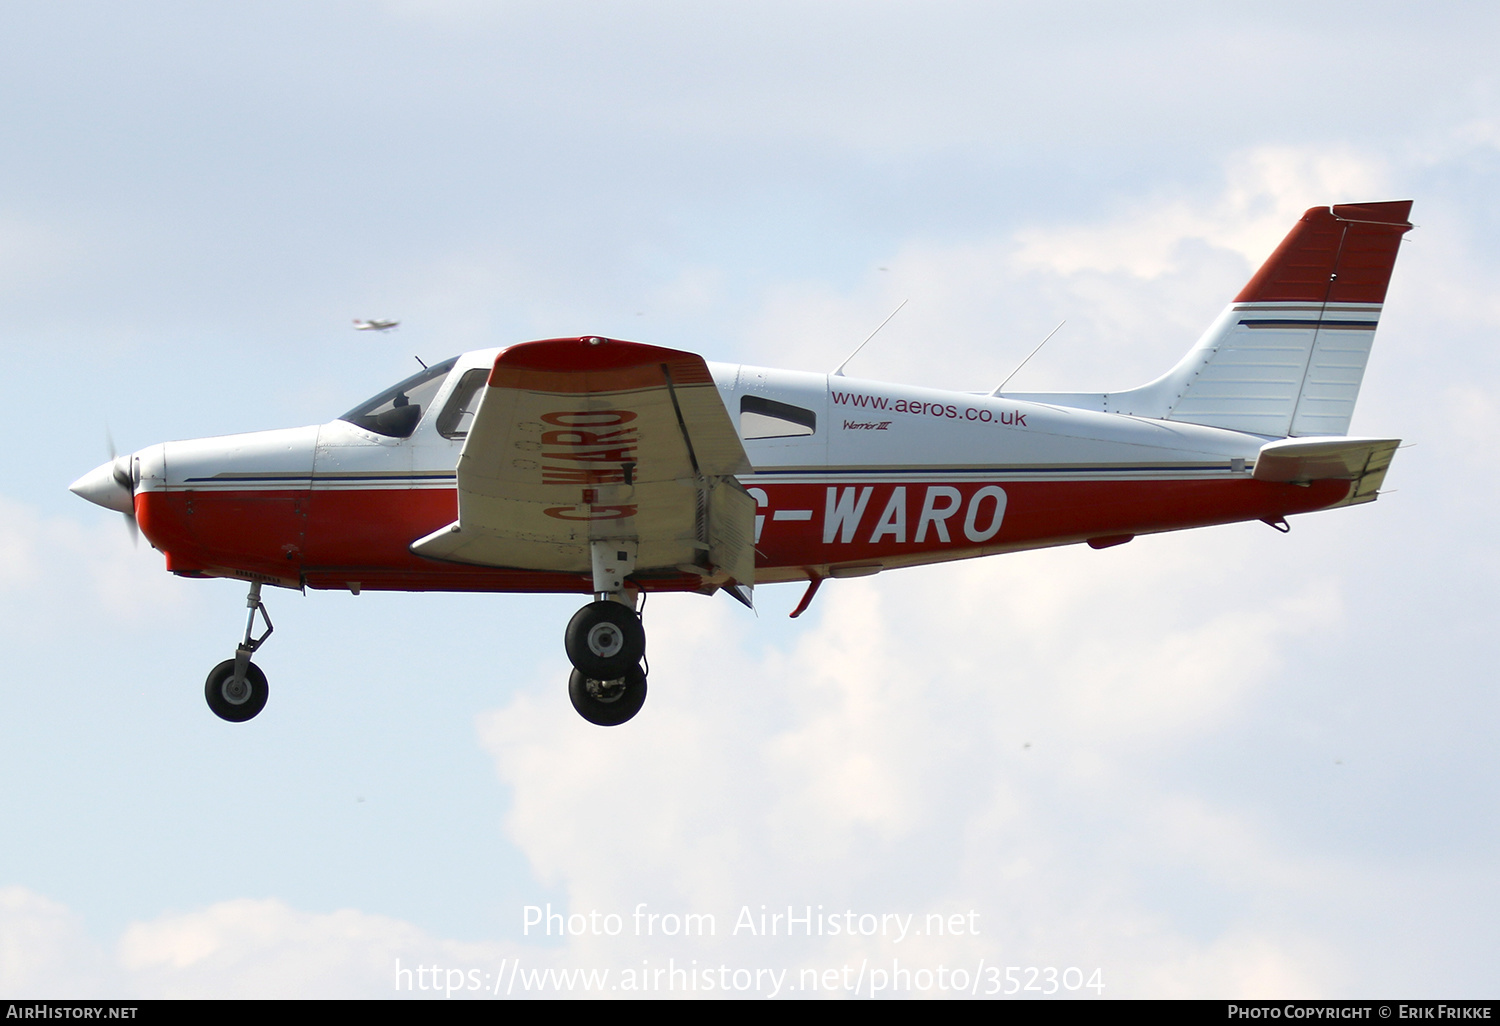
[832, 299, 908, 377]
[992, 320, 1065, 396]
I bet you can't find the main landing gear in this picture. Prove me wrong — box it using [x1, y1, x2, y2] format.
[565, 540, 649, 726]
[205, 580, 273, 722]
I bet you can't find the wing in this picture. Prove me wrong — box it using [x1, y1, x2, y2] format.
[411, 336, 756, 587]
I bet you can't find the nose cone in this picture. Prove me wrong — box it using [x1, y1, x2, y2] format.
[69, 456, 135, 514]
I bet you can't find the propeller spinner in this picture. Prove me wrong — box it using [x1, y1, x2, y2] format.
[70, 452, 139, 544]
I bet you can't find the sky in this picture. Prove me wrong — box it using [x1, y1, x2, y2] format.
[2, 0, 1499, 999]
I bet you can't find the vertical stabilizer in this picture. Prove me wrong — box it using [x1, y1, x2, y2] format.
[1131, 201, 1412, 436]
[1006, 201, 1413, 438]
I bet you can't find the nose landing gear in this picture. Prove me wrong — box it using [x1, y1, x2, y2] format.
[565, 540, 648, 726]
[205, 581, 273, 722]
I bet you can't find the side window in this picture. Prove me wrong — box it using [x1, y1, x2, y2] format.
[740, 394, 816, 440]
[436, 368, 489, 440]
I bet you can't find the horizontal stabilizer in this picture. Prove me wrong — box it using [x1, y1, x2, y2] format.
[1253, 435, 1400, 506]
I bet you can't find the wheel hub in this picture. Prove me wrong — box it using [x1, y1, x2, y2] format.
[586, 621, 625, 659]
[585, 676, 627, 703]
[222, 677, 251, 704]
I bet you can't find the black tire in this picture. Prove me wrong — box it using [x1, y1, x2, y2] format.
[204, 659, 269, 722]
[564, 600, 645, 679]
[568, 666, 647, 727]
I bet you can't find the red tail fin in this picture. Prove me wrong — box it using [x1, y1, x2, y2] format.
[1235, 201, 1413, 305]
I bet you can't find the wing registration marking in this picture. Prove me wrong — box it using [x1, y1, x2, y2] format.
[537, 409, 639, 486]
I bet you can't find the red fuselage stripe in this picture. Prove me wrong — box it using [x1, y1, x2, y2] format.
[136, 475, 1350, 593]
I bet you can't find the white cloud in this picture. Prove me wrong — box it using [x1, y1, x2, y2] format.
[1131, 931, 1339, 999]
[0, 495, 194, 627]
[1012, 147, 1390, 279]
[0, 888, 530, 999]
[467, 523, 1361, 996]
[118, 899, 507, 999]
[0, 215, 81, 297]
[0, 887, 113, 998]
[742, 146, 1395, 394]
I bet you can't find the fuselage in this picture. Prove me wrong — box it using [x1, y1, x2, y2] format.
[112, 348, 1353, 595]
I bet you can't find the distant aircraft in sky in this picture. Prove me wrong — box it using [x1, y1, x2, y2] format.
[353, 318, 399, 331]
[71, 202, 1412, 727]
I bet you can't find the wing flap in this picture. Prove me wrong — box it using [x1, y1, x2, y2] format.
[708, 476, 757, 587]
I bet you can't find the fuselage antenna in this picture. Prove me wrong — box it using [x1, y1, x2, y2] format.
[992, 320, 1065, 396]
[414, 355, 428, 370]
[832, 298, 908, 377]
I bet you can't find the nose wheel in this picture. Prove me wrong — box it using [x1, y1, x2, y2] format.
[206, 581, 274, 722]
[205, 658, 269, 722]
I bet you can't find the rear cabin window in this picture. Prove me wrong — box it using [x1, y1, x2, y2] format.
[740, 394, 816, 440]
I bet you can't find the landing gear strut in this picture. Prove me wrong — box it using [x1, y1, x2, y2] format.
[205, 581, 272, 722]
[565, 540, 648, 726]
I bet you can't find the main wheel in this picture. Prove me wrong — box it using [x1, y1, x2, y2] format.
[204, 659, 269, 722]
[564, 600, 645, 680]
[568, 666, 647, 726]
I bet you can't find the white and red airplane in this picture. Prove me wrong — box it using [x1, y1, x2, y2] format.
[70, 201, 1411, 726]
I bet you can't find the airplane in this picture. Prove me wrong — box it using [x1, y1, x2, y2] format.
[353, 318, 400, 332]
[69, 201, 1411, 726]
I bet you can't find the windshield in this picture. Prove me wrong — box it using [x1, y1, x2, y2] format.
[340, 358, 458, 438]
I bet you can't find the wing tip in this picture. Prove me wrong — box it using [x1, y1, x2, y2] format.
[490, 337, 715, 390]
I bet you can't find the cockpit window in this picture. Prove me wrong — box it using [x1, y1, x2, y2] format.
[340, 358, 458, 438]
[435, 368, 489, 440]
[740, 394, 816, 439]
